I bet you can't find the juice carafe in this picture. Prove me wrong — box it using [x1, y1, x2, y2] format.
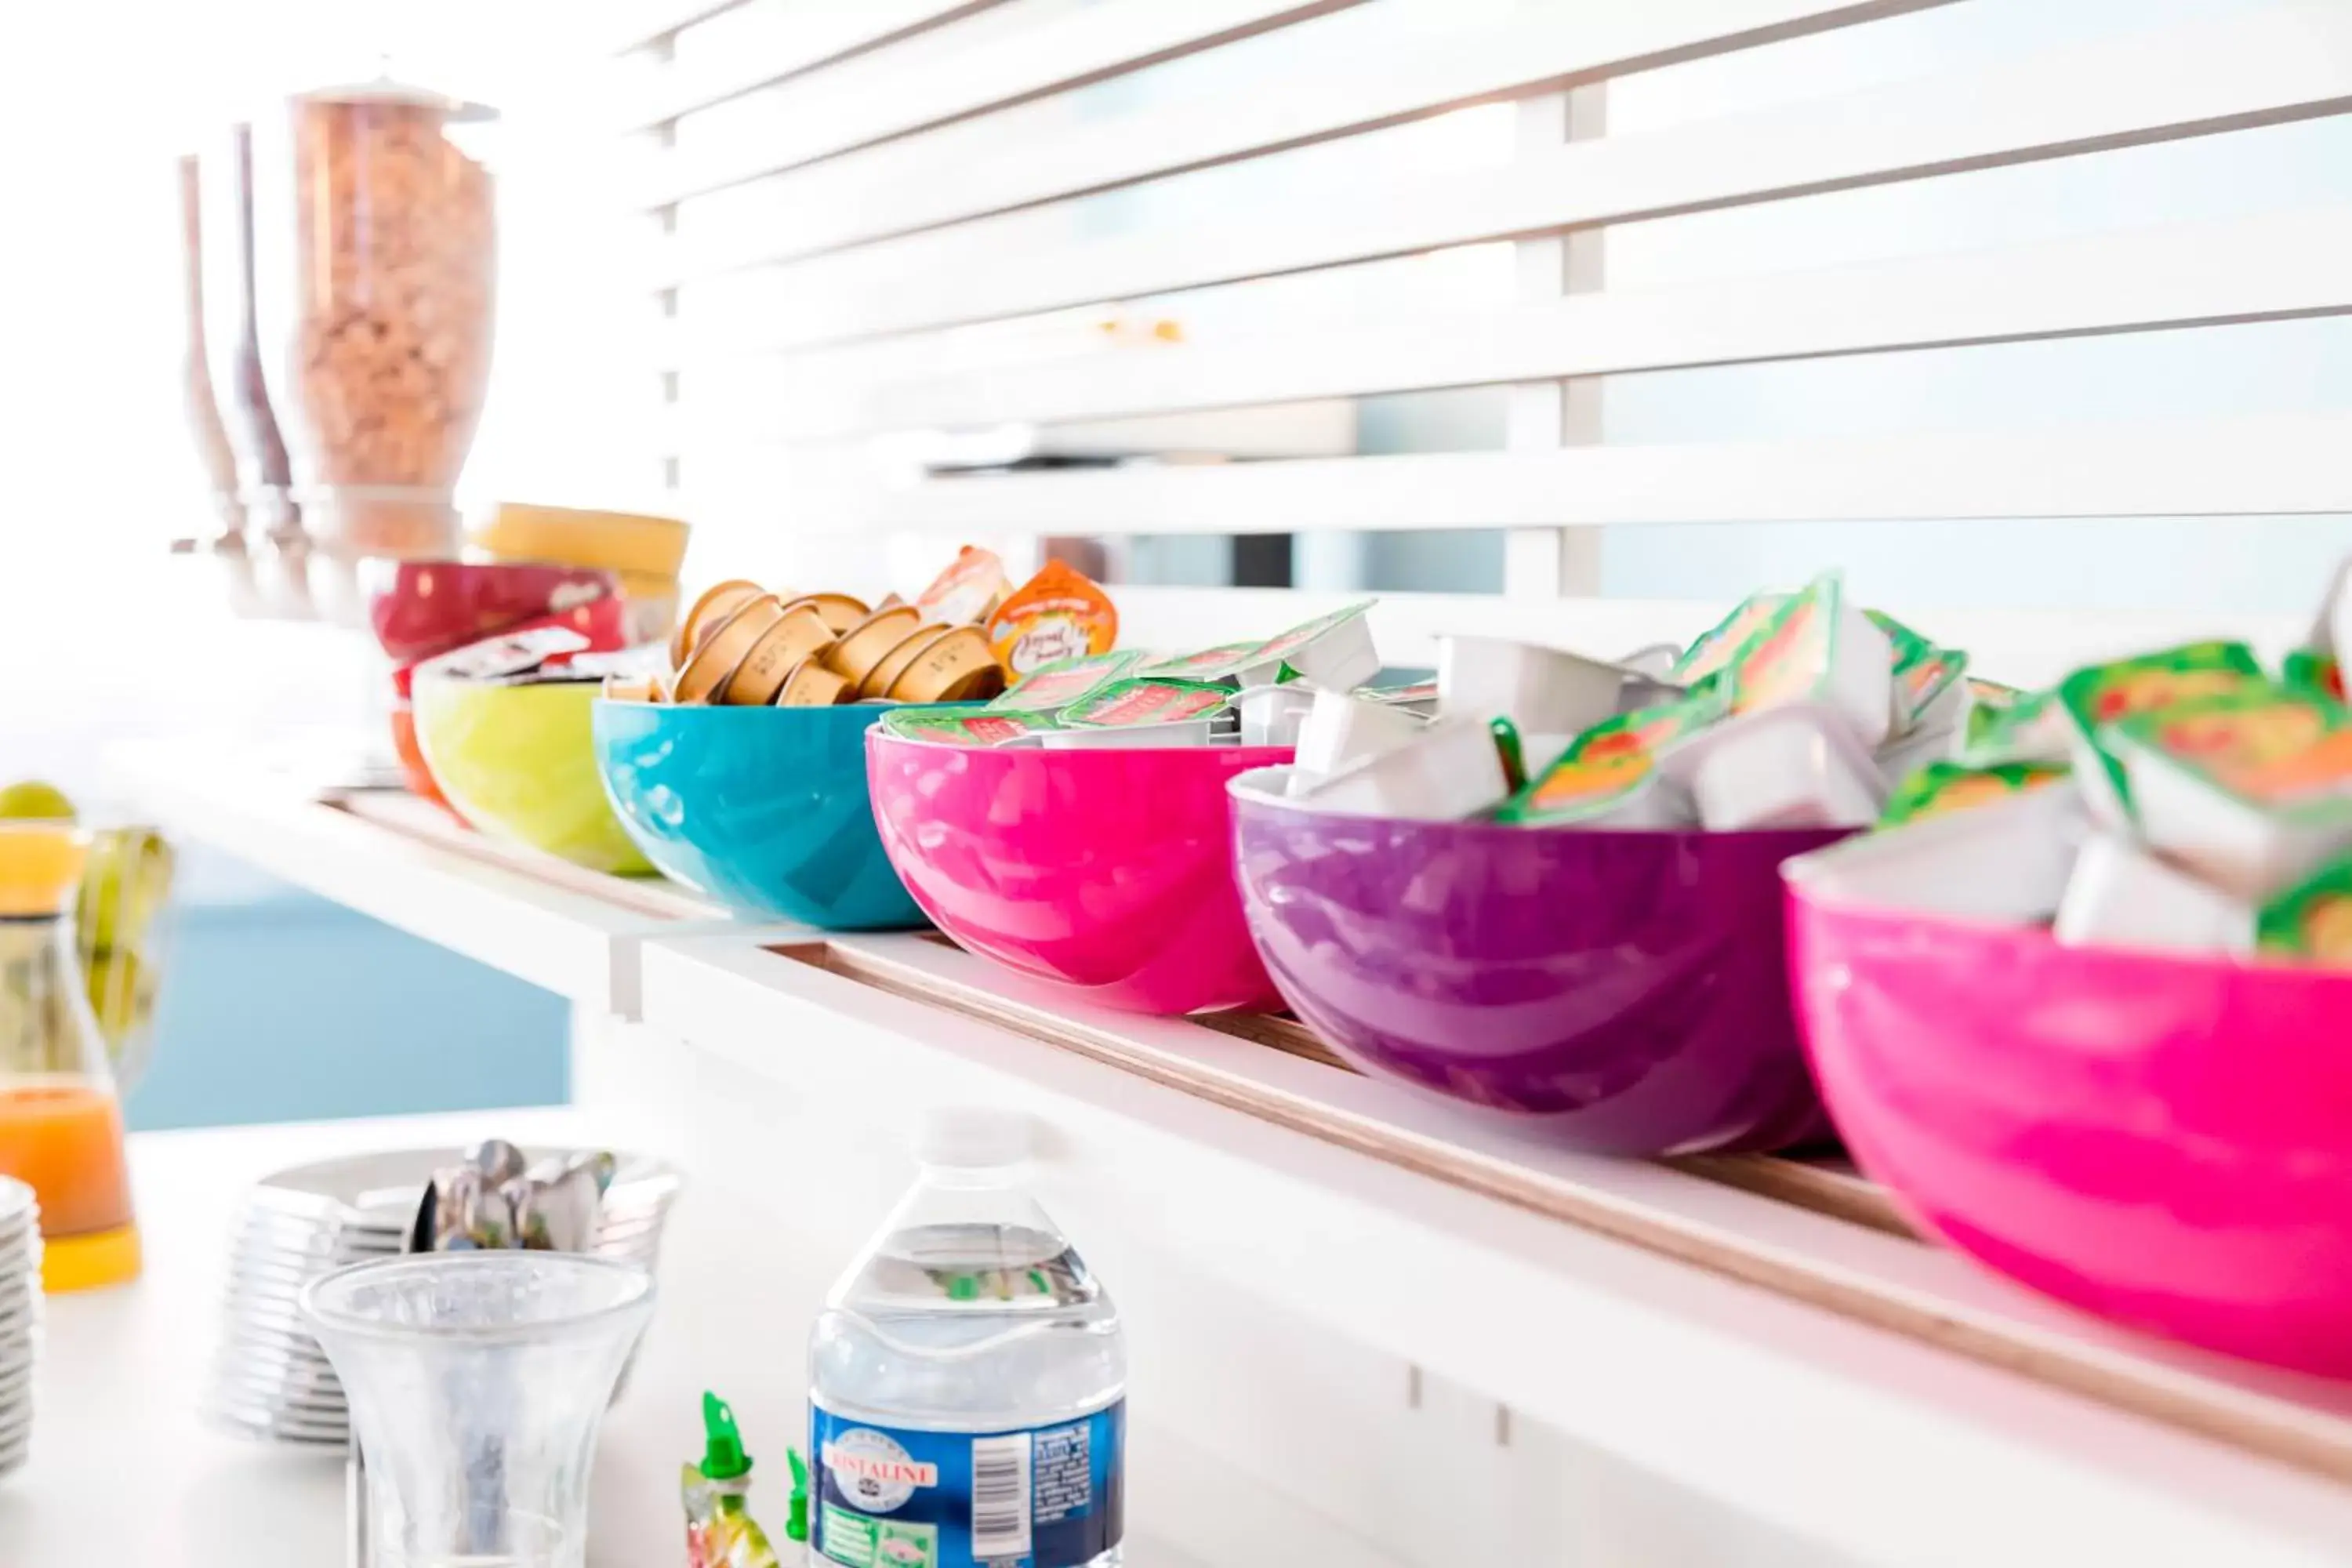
[0, 824, 140, 1290]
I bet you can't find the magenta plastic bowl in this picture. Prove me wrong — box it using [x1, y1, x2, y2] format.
[866, 731, 1291, 1014]
[1789, 880, 2352, 1377]
[1231, 768, 1842, 1154]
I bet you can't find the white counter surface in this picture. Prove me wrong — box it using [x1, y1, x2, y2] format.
[0, 1109, 782, 1567]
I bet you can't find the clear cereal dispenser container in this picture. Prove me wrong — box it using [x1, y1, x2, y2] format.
[253, 73, 499, 563]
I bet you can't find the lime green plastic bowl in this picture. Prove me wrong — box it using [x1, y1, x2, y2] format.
[412, 676, 655, 876]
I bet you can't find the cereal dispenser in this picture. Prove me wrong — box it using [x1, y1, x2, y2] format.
[252, 74, 499, 564]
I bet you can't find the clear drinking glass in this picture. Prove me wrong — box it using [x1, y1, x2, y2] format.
[301, 1253, 655, 1568]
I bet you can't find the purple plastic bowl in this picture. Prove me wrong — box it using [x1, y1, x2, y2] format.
[1231, 771, 1846, 1155]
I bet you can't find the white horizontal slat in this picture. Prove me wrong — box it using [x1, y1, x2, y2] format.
[819, 410, 2352, 535]
[1101, 587, 2309, 692]
[662, 0, 2352, 350]
[607, 0, 752, 56]
[799, 205, 2352, 434]
[652, 0, 1972, 278]
[642, 0, 1375, 205]
[626, 0, 1007, 129]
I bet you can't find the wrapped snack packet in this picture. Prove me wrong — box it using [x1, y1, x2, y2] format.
[1494, 691, 1717, 828]
[987, 650, 1143, 712]
[880, 706, 1062, 746]
[684, 1391, 802, 1568]
[2257, 858, 2352, 963]
[2103, 685, 2352, 898]
[1060, 677, 1232, 728]
[1881, 760, 2068, 829]
[2056, 639, 2264, 822]
[1722, 572, 1895, 749]
[2284, 648, 2346, 703]
[986, 561, 1119, 676]
[1671, 590, 1791, 687]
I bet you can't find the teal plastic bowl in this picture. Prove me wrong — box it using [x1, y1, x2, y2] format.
[592, 700, 929, 931]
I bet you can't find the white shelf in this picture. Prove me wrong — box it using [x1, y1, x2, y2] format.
[632, 927, 2352, 1568]
[124, 750, 2352, 1566]
[109, 746, 782, 1018]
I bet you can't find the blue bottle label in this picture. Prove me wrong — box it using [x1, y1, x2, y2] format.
[810, 1397, 1125, 1568]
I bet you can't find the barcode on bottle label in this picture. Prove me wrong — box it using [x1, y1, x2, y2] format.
[970, 1432, 1033, 1562]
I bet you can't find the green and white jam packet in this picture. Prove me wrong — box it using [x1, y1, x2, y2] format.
[1493, 691, 1721, 828]
[1245, 600, 1379, 690]
[2056, 640, 2266, 822]
[2102, 684, 2352, 898]
[1964, 686, 2072, 764]
[2283, 648, 2346, 703]
[1720, 572, 1896, 749]
[1353, 678, 1437, 707]
[1880, 760, 2068, 829]
[1059, 677, 1232, 728]
[879, 706, 1061, 746]
[987, 649, 1142, 713]
[1137, 641, 1266, 682]
[2256, 857, 2352, 964]
[1670, 590, 1790, 687]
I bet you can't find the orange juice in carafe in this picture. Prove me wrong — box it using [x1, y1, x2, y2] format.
[0, 823, 140, 1290]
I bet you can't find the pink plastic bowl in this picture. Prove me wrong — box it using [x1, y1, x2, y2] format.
[1788, 880, 2352, 1377]
[866, 731, 1290, 1014]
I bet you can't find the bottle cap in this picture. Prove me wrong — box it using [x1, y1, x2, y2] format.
[786, 1448, 811, 1543]
[0, 823, 89, 916]
[918, 1106, 1031, 1170]
[699, 1390, 752, 1482]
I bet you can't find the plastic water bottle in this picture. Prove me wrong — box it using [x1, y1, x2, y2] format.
[808, 1109, 1126, 1568]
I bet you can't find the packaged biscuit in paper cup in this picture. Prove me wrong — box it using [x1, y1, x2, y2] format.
[878, 706, 1061, 746]
[986, 561, 1119, 676]
[2057, 640, 2266, 823]
[988, 650, 1143, 713]
[1494, 691, 1720, 828]
[1881, 760, 2068, 829]
[2257, 858, 2352, 964]
[2105, 685, 2352, 898]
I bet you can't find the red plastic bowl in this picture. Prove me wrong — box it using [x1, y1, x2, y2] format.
[866, 731, 1290, 1014]
[365, 559, 619, 665]
[1788, 879, 2352, 1377]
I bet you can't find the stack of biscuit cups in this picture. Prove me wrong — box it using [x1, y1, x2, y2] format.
[0, 1177, 38, 1477]
[641, 582, 1008, 708]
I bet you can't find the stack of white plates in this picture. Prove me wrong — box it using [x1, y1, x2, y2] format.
[0, 1177, 42, 1478]
[202, 1147, 679, 1446]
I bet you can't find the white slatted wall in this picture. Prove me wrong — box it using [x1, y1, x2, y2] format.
[607, 0, 2352, 687]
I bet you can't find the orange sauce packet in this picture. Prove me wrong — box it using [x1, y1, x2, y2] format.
[986, 561, 1119, 676]
[917, 546, 1010, 626]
